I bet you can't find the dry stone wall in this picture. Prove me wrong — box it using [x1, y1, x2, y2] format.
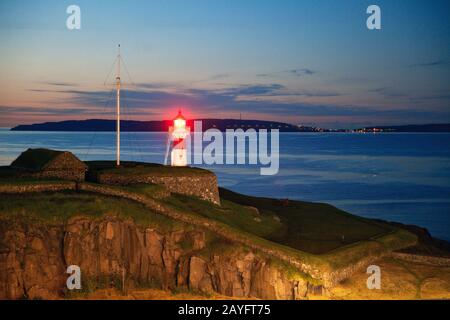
[392, 252, 450, 267]
[0, 182, 76, 194]
[96, 172, 220, 205]
[17, 170, 85, 182]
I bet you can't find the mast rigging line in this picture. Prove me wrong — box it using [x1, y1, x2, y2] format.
[103, 59, 117, 86]
[84, 86, 116, 159]
[120, 55, 136, 87]
[86, 45, 143, 165]
[121, 89, 145, 163]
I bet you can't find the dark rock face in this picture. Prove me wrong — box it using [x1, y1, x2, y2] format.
[0, 216, 308, 300]
[0, 219, 66, 299]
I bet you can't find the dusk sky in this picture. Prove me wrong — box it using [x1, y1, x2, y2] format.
[0, 0, 449, 128]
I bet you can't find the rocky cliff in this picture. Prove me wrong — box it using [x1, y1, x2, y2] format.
[0, 215, 314, 300]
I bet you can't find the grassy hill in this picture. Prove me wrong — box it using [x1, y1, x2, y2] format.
[0, 162, 417, 257]
[218, 188, 394, 254]
[0, 161, 420, 287]
[2, 161, 450, 299]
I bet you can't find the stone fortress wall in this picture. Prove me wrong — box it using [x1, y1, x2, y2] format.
[95, 171, 221, 205]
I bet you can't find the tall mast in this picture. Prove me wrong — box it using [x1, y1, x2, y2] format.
[116, 44, 121, 166]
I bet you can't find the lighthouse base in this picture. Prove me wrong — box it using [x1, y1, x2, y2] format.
[171, 149, 188, 167]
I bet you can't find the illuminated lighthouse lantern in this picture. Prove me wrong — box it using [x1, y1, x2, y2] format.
[168, 110, 190, 166]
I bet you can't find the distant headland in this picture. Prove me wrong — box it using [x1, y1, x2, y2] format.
[11, 119, 305, 132]
[10, 119, 450, 133]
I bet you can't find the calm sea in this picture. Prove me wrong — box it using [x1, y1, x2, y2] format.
[1, 128, 449, 241]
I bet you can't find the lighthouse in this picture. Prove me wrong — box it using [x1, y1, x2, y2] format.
[168, 110, 190, 166]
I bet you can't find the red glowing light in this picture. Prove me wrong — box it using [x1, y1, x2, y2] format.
[169, 110, 190, 140]
[173, 110, 186, 129]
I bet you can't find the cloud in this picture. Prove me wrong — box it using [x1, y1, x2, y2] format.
[134, 82, 177, 90]
[409, 60, 447, 68]
[208, 73, 230, 80]
[15, 80, 449, 126]
[368, 87, 406, 98]
[0, 105, 100, 116]
[38, 85, 440, 120]
[46, 82, 77, 87]
[369, 87, 450, 103]
[293, 90, 341, 98]
[192, 84, 339, 98]
[412, 93, 450, 101]
[219, 84, 285, 96]
[190, 73, 231, 84]
[42, 81, 78, 87]
[286, 68, 316, 77]
[256, 68, 316, 78]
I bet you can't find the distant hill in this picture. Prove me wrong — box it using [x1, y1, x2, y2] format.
[11, 119, 307, 132]
[355, 123, 450, 133]
[13, 119, 450, 133]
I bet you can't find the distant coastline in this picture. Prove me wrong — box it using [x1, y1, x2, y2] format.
[10, 119, 311, 132]
[353, 123, 450, 133]
[10, 119, 450, 133]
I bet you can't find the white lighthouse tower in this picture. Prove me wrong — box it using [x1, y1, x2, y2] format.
[168, 110, 190, 166]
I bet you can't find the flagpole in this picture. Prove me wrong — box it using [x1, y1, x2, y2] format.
[116, 44, 121, 166]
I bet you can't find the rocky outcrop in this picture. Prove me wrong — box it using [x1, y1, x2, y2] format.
[0, 216, 311, 300]
[0, 218, 66, 299]
[181, 252, 308, 299]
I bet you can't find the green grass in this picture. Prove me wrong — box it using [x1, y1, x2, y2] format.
[178, 188, 394, 254]
[121, 183, 170, 200]
[0, 191, 183, 232]
[267, 256, 323, 285]
[196, 236, 242, 259]
[159, 192, 328, 269]
[86, 161, 213, 178]
[167, 194, 284, 239]
[322, 229, 418, 269]
[155, 188, 416, 272]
